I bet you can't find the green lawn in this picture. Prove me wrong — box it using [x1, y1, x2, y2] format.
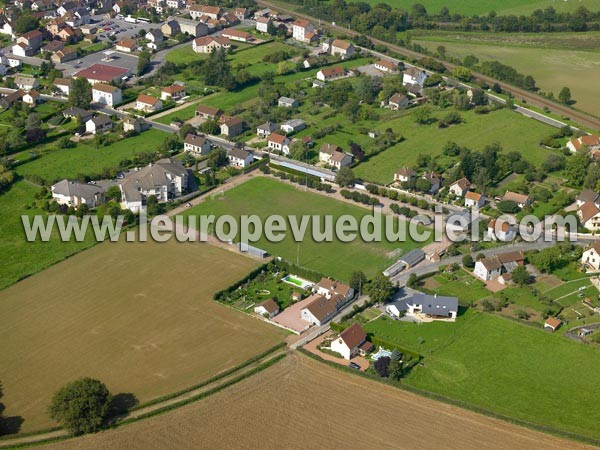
[366, 310, 600, 440]
[428, 272, 491, 305]
[17, 129, 168, 183]
[354, 107, 561, 185]
[183, 177, 428, 281]
[166, 45, 209, 65]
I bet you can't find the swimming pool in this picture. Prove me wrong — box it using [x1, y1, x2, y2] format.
[282, 274, 314, 290]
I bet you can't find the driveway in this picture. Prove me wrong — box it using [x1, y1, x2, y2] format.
[303, 331, 370, 371]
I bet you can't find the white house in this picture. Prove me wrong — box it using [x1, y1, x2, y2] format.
[582, 242, 600, 271]
[280, 119, 306, 134]
[92, 84, 122, 107]
[567, 134, 600, 153]
[145, 29, 165, 50]
[22, 90, 41, 105]
[291, 19, 314, 42]
[577, 189, 600, 208]
[329, 39, 354, 58]
[300, 294, 337, 326]
[227, 148, 253, 168]
[267, 132, 291, 154]
[374, 59, 397, 73]
[115, 38, 136, 53]
[406, 293, 458, 321]
[161, 84, 186, 101]
[184, 133, 211, 155]
[85, 115, 113, 134]
[487, 218, 515, 241]
[449, 177, 471, 197]
[51, 179, 105, 208]
[314, 277, 353, 301]
[465, 191, 485, 210]
[53, 77, 71, 96]
[278, 96, 298, 108]
[316, 66, 345, 81]
[330, 323, 369, 360]
[403, 67, 428, 86]
[256, 16, 270, 33]
[253, 298, 279, 318]
[503, 191, 532, 209]
[319, 143, 353, 169]
[474, 251, 524, 282]
[257, 121, 278, 138]
[394, 166, 416, 183]
[136, 93, 163, 112]
[578, 202, 600, 231]
[14, 75, 39, 90]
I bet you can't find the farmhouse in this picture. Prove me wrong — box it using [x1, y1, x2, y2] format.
[582, 242, 600, 271]
[394, 166, 416, 183]
[319, 143, 353, 169]
[51, 180, 106, 208]
[257, 121, 278, 138]
[465, 191, 485, 210]
[196, 104, 223, 120]
[75, 63, 130, 85]
[227, 148, 253, 168]
[267, 132, 291, 154]
[487, 218, 515, 241]
[220, 116, 244, 137]
[221, 29, 254, 43]
[291, 19, 314, 42]
[254, 298, 279, 318]
[474, 251, 524, 282]
[316, 66, 346, 81]
[449, 177, 471, 197]
[92, 84, 122, 107]
[330, 323, 371, 360]
[374, 59, 397, 73]
[280, 119, 306, 134]
[567, 134, 600, 153]
[329, 39, 354, 58]
[85, 115, 113, 134]
[192, 35, 231, 53]
[386, 93, 409, 110]
[184, 133, 211, 155]
[503, 191, 532, 209]
[161, 84, 186, 101]
[403, 67, 428, 87]
[578, 202, 600, 231]
[136, 94, 163, 112]
[278, 96, 298, 108]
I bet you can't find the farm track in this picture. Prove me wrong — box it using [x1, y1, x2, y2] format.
[256, 0, 600, 130]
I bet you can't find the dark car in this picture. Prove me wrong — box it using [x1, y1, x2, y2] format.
[348, 362, 361, 370]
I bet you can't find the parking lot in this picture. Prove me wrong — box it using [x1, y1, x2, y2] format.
[91, 14, 163, 43]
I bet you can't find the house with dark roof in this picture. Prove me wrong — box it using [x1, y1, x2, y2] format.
[257, 121, 278, 138]
[220, 116, 243, 137]
[85, 114, 113, 134]
[227, 148, 253, 168]
[406, 293, 458, 321]
[51, 179, 106, 208]
[195, 104, 223, 120]
[474, 251, 524, 282]
[449, 177, 471, 197]
[578, 202, 600, 231]
[386, 93, 409, 110]
[330, 323, 371, 360]
[62, 107, 93, 122]
[577, 189, 599, 208]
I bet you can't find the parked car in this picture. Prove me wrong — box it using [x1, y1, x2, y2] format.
[348, 362, 361, 370]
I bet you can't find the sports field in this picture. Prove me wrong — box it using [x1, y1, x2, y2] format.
[183, 177, 427, 281]
[0, 240, 286, 432]
[354, 107, 561, 185]
[46, 353, 596, 450]
[365, 310, 600, 439]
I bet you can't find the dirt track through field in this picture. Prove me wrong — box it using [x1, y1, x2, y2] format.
[44, 353, 596, 450]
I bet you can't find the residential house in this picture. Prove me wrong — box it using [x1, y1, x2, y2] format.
[330, 323, 371, 360]
[51, 179, 106, 208]
[234, 7, 248, 20]
[62, 106, 93, 122]
[280, 119, 306, 134]
[329, 39, 354, 58]
[278, 96, 298, 108]
[465, 191, 485, 210]
[165, 0, 183, 9]
[175, 17, 208, 37]
[292, 19, 315, 43]
[300, 293, 338, 326]
[123, 117, 144, 133]
[577, 189, 600, 208]
[135, 93, 163, 112]
[267, 132, 291, 154]
[404, 293, 458, 321]
[220, 116, 243, 137]
[386, 93, 408, 110]
[42, 40, 65, 54]
[161, 20, 180, 37]
[161, 84, 186, 101]
[567, 134, 600, 153]
[51, 47, 78, 63]
[17, 29, 43, 51]
[14, 75, 39, 90]
[314, 277, 354, 301]
[394, 166, 416, 183]
[582, 242, 600, 271]
[189, 5, 221, 20]
[578, 202, 600, 231]
[374, 59, 397, 73]
[92, 84, 122, 106]
[22, 89, 41, 105]
[403, 67, 428, 87]
[227, 147, 253, 168]
[503, 191, 532, 209]
[75, 64, 130, 85]
[57, 26, 81, 43]
[195, 104, 223, 120]
[192, 35, 231, 53]
[85, 114, 113, 134]
[319, 143, 353, 169]
[0, 15, 14, 38]
[474, 251, 524, 282]
[449, 177, 471, 197]
[12, 42, 34, 57]
[422, 172, 441, 194]
[221, 29, 253, 43]
[316, 66, 346, 81]
[256, 121, 278, 138]
[183, 133, 211, 155]
[54, 78, 72, 96]
[145, 29, 164, 50]
[254, 298, 279, 318]
[256, 16, 270, 33]
[116, 38, 137, 52]
[487, 218, 515, 241]
[544, 317, 562, 332]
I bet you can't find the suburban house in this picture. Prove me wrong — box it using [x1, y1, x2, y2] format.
[221, 29, 254, 43]
[422, 172, 441, 194]
[183, 133, 211, 155]
[319, 143, 353, 169]
[278, 96, 298, 108]
[161, 20, 180, 36]
[267, 132, 291, 154]
[12, 42, 33, 57]
[330, 323, 373, 360]
[328, 39, 354, 58]
[291, 19, 314, 42]
[145, 29, 165, 50]
[256, 16, 270, 33]
[567, 134, 600, 153]
[449, 177, 471, 197]
[465, 191, 485, 210]
[192, 35, 231, 53]
[407, 293, 458, 321]
[51, 48, 77, 63]
[374, 59, 397, 73]
[161, 84, 186, 101]
[51, 179, 106, 208]
[577, 189, 600, 208]
[300, 293, 339, 326]
[316, 66, 346, 82]
[234, 7, 249, 20]
[385, 93, 409, 110]
[220, 116, 244, 137]
[403, 67, 428, 87]
[314, 277, 354, 302]
[280, 119, 306, 134]
[75, 63, 130, 85]
[136, 94, 163, 112]
[174, 17, 208, 37]
[253, 298, 279, 318]
[62, 107, 93, 122]
[189, 5, 222, 20]
[119, 158, 189, 212]
[22, 90, 41, 105]
[116, 38, 137, 52]
[85, 115, 113, 134]
[227, 148, 253, 168]
[92, 84, 122, 107]
[474, 251, 524, 282]
[578, 202, 600, 231]
[544, 317, 562, 332]
[16, 29, 43, 51]
[14, 75, 39, 90]
[487, 218, 515, 241]
[195, 104, 223, 120]
[394, 167, 416, 183]
[503, 191, 532, 209]
[123, 117, 144, 133]
[582, 242, 600, 271]
[257, 121, 278, 138]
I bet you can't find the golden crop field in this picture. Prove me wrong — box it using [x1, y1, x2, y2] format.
[0, 240, 286, 433]
[46, 354, 596, 450]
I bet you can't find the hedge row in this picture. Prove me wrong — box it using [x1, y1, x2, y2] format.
[272, 259, 327, 284]
[214, 262, 271, 301]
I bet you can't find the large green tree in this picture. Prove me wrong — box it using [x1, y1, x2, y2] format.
[68, 78, 92, 109]
[335, 167, 355, 187]
[367, 274, 395, 304]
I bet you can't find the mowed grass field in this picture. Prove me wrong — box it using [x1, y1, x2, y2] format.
[0, 240, 286, 432]
[411, 33, 600, 116]
[183, 177, 427, 281]
[354, 107, 560, 184]
[46, 354, 597, 450]
[365, 310, 600, 439]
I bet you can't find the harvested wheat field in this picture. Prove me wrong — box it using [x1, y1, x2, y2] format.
[0, 240, 286, 433]
[46, 353, 596, 450]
